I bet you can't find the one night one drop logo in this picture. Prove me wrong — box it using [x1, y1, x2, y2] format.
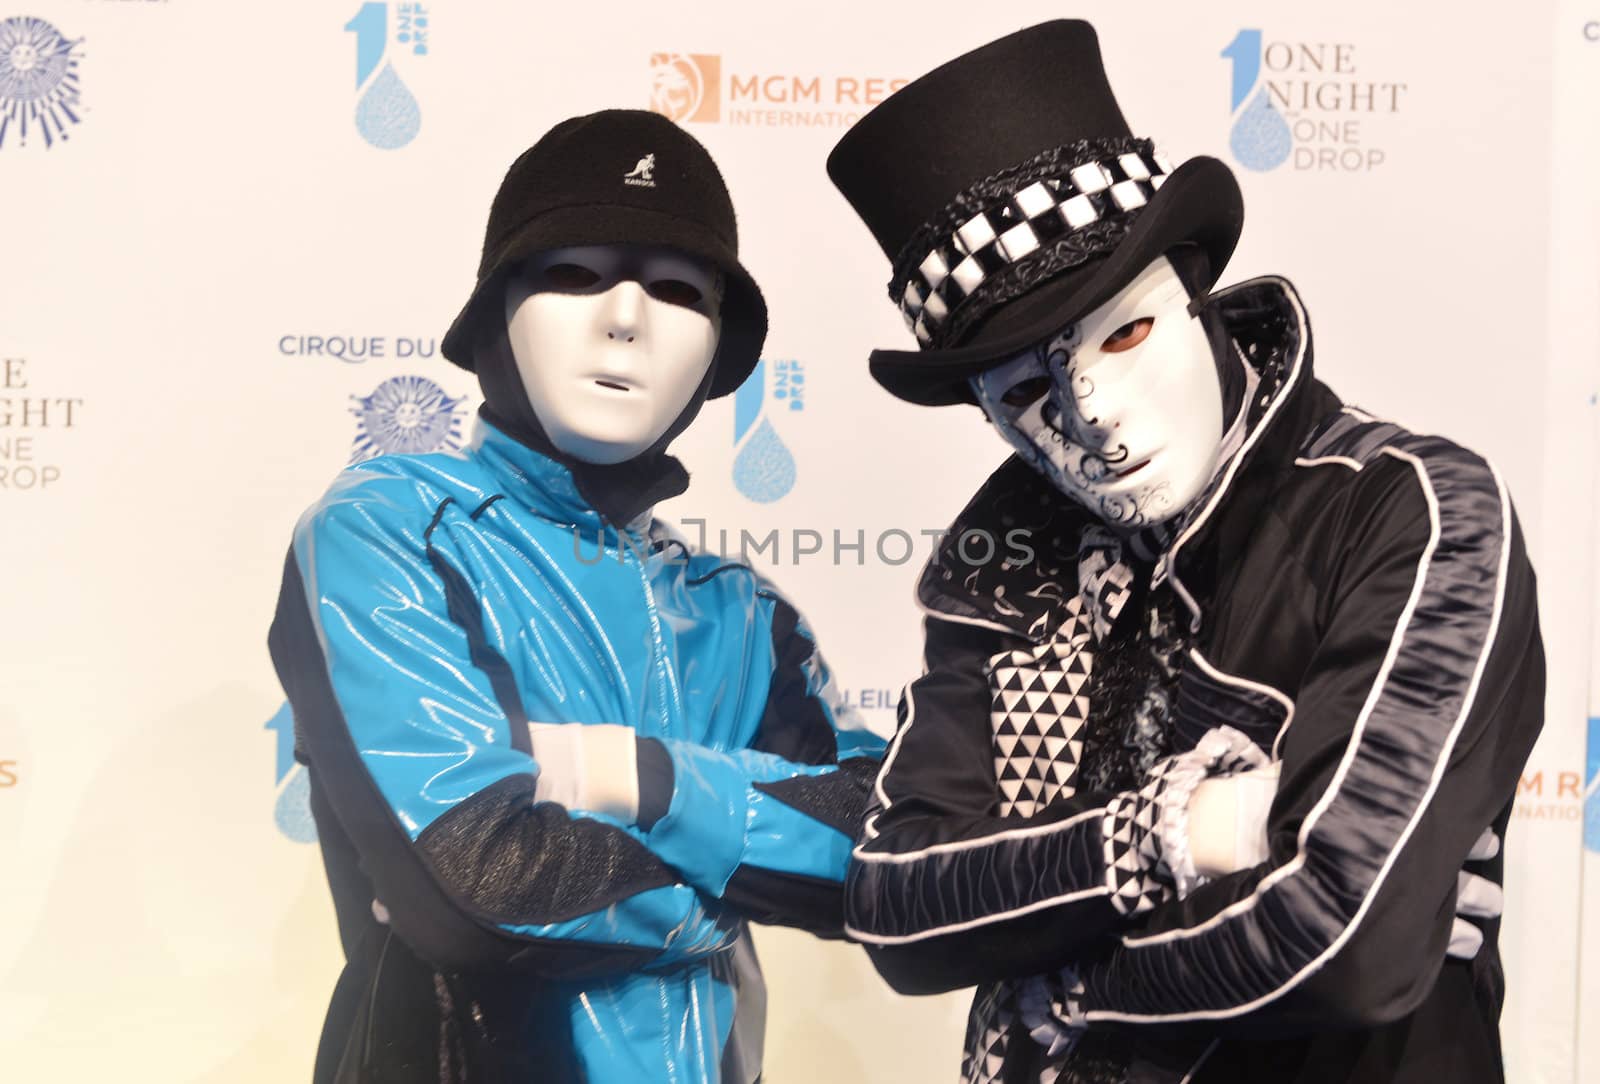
[1221, 30, 1405, 174]
[345, 2, 427, 149]
[350, 374, 465, 464]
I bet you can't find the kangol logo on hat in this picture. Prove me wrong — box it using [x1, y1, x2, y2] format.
[624, 152, 658, 187]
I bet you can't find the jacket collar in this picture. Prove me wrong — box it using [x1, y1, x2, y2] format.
[1164, 276, 1327, 628]
[469, 417, 650, 533]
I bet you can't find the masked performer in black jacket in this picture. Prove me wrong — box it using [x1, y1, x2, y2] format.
[826, 20, 1543, 1084]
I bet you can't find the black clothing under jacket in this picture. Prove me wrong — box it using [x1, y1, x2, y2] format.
[846, 277, 1544, 1084]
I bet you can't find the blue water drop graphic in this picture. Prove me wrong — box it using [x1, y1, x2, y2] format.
[355, 63, 421, 150]
[1229, 88, 1292, 172]
[732, 417, 796, 503]
[274, 763, 319, 844]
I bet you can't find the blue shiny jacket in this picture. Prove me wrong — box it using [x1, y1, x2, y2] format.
[269, 419, 884, 1083]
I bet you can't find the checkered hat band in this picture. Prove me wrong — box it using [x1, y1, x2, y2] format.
[891, 143, 1173, 349]
[889, 138, 1152, 289]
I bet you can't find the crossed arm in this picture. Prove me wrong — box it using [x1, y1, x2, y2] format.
[849, 446, 1544, 1034]
[269, 486, 881, 978]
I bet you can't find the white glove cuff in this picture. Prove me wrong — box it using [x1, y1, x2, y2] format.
[577, 723, 640, 824]
[1188, 763, 1279, 880]
[529, 721, 642, 824]
[1163, 727, 1271, 892]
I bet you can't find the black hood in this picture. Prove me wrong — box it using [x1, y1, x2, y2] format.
[474, 325, 712, 527]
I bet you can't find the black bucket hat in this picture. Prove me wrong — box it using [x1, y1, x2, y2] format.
[827, 20, 1244, 406]
[442, 109, 767, 400]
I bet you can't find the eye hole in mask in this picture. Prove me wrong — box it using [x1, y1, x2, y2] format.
[1100, 317, 1154, 353]
[543, 263, 603, 290]
[645, 279, 705, 309]
[539, 263, 710, 314]
[1001, 375, 1052, 408]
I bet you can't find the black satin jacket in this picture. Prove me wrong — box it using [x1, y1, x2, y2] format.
[846, 277, 1544, 1084]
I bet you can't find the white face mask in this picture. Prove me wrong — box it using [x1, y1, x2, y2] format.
[504, 245, 721, 465]
[970, 257, 1224, 528]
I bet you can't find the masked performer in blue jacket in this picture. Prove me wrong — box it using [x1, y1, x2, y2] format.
[269, 110, 883, 1084]
[827, 22, 1542, 1084]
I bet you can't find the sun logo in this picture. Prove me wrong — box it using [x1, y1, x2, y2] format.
[649, 53, 720, 123]
[0, 17, 84, 150]
[349, 375, 466, 464]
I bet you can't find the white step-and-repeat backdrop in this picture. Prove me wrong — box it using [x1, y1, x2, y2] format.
[2, 2, 1596, 1080]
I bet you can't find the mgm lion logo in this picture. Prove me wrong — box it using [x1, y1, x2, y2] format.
[649, 52, 720, 123]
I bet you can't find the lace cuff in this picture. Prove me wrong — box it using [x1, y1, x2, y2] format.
[1102, 725, 1268, 914]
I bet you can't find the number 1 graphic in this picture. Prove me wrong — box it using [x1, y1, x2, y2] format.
[1221, 29, 1262, 113]
[345, 3, 386, 89]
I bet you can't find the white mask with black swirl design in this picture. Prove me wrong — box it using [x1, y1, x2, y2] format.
[970, 257, 1223, 530]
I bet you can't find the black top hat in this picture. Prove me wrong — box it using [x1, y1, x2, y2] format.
[827, 20, 1243, 406]
[442, 109, 767, 400]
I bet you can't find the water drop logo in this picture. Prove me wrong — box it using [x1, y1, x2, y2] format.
[732, 359, 799, 503]
[649, 53, 720, 123]
[0, 17, 83, 150]
[1222, 30, 1291, 172]
[266, 702, 317, 844]
[349, 374, 465, 463]
[345, 3, 426, 150]
[356, 63, 420, 149]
